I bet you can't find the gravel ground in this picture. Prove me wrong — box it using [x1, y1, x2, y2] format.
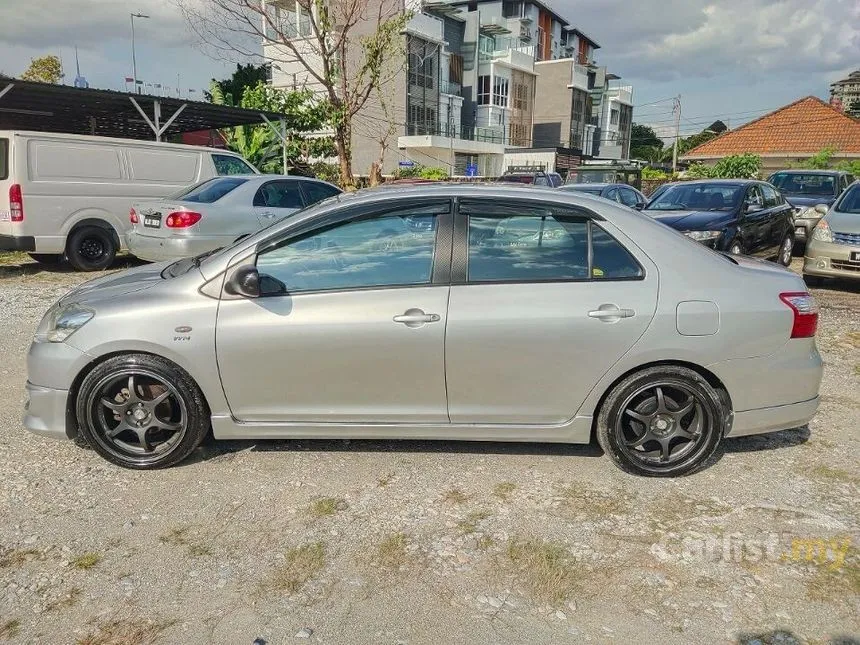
[0, 254, 857, 645]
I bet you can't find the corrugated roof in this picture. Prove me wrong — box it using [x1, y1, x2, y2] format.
[682, 96, 860, 159]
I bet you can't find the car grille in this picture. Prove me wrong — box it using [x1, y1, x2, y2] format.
[833, 231, 860, 245]
[831, 260, 860, 273]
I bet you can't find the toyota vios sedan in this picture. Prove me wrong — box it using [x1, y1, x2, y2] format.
[24, 185, 823, 477]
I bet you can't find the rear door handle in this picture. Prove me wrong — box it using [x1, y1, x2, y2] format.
[588, 305, 635, 321]
[393, 308, 440, 328]
[261, 211, 277, 219]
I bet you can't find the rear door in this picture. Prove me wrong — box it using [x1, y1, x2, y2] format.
[0, 135, 11, 238]
[760, 182, 789, 254]
[252, 179, 306, 227]
[444, 198, 658, 424]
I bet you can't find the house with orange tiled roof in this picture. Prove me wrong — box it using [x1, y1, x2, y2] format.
[681, 96, 860, 173]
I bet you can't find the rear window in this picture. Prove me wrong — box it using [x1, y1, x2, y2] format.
[563, 185, 603, 195]
[301, 181, 341, 205]
[0, 138, 7, 180]
[498, 175, 535, 184]
[176, 177, 248, 203]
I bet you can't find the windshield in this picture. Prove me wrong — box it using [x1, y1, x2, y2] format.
[169, 177, 248, 203]
[834, 184, 860, 214]
[646, 183, 743, 211]
[769, 172, 836, 197]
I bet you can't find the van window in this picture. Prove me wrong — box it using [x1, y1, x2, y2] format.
[128, 149, 199, 183]
[31, 141, 122, 180]
[212, 154, 256, 175]
[0, 139, 8, 180]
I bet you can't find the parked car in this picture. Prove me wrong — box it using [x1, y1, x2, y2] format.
[0, 130, 258, 271]
[126, 175, 341, 262]
[25, 185, 822, 477]
[644, 179, 795, 265]
[498, 166, 563, 187]
[559, 182, 648, 209]
[767, 169, 855, 249]
[803, 180, 860, 285]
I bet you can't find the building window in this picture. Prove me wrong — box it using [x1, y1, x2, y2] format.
[493, 77, 509, 107]
[477, 75, 491, 105]
[610, 108, 619, 126]
[408, 52, 435, 89]
[512, 82, 529, 111]
[502, 1, 523, 18]
[570, 88, 591, 150]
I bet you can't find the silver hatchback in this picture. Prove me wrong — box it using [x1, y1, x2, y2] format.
[24, 185, 823, 476]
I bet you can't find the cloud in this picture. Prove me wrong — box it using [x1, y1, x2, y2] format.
[558, 0, 860, 81]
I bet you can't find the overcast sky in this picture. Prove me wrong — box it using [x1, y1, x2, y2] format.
[0, 0, 857, 136]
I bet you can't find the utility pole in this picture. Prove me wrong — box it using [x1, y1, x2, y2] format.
[671, 94, 681, 173]
[130, 12, 150, 94]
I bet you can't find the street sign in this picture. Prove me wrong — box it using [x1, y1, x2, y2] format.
[466, 163, 478, 177]
[398, 160, 415, 167]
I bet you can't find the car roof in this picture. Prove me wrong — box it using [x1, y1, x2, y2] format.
[667, 179, 755, 186]
[212, 174, 339, 187]
[562, 183, 612, 189]
[769, 169, 846, 176]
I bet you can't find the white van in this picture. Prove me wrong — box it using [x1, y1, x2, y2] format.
[0, 131, 257, 270]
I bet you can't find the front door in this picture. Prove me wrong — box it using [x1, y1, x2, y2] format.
[216, 199, 452, 423]
[445, 199, 658, 424]
[741, 185, 771, 256]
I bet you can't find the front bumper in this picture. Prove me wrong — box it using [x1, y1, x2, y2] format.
[803, 239, 860, 280]
[0, 234, 36, 252]
[23, 382, 71, 440]
[792, 217, 819, 243]
[126, 232, 228, 262]
[726, 396, 819, 437]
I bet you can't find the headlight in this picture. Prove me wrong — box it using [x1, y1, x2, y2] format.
[46, 304, 95, 342]
[684, 230, 722, 241]
[811, 220, 833, 243]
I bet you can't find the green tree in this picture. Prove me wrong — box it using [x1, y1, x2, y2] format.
[206, 63, 270, 104]
[629, 124, 663, 161]
[20, 55, 63, 84]
[210, 81, 336, 174]
[180, 0, 413, 189]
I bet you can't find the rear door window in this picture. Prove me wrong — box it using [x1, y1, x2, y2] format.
[301, 181, 341, 205]
[253, 181, 305, 209]
[212, 154, 256, 175]
[0, 138, 8, 180]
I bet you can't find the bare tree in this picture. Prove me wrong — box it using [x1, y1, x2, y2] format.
[178, 0, 411, 188]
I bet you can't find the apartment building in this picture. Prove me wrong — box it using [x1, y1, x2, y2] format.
[261, 0, 633, 177]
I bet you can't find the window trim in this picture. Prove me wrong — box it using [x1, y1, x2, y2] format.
[451, 198, 644, 285]
[250, 198, 454, 297]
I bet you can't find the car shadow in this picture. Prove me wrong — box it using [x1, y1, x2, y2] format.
[721, 424, 810, 453]
[0, 254, 146, 279]
[185, 436, 605, 467]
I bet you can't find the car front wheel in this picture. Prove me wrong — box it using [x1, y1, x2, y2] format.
[596, 365, 727, 477]
[75, 354, 210, 469]
[777, 233, 794, 266]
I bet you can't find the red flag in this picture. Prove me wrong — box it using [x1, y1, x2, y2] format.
[124, 77, 134, 83]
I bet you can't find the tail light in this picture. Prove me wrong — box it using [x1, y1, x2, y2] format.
[165, 211, 202, 228]
[779, 292, 818, 338]
[129, 207, 139, 224]
[9, 184, 23, 222]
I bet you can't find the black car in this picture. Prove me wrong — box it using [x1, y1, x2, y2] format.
[644, 179, 795, 265]
[767, 169, 856, 248]
[558, 182, 648, 209]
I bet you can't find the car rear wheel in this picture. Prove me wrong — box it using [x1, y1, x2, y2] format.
[777, 233, 794, 266]
[66, 225, 117, 272]
[75, 354, 210, 469]
[28, 253, 64, 265]
[596, 365, 727, 477]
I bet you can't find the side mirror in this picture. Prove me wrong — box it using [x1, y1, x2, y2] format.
[634, 201, 646, 210]
[225, 266, 261, 298]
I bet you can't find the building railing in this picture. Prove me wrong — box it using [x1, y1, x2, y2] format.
[404, 122, 508, 145]
[439, 80, 462, 96]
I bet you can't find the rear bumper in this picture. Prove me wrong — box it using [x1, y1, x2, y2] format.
[0, 234, 35, 251]
[23, 382, 71, 440]
[726, 396, 819, 437]
[127, 232, 227, 262]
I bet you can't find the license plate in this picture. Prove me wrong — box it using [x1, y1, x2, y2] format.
[850, 251, 860, 263]
[143, 216, 161, 228]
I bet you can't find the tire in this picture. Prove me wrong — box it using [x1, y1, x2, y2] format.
[28, 253, 64, 265]
[596, 365, 727, 477]
[66, 225, 117, 272]
[75, 354, 210, 469]
[803, 274, 824, 288]
[777, 233, 794, 267]
[728, 240, 744, 256]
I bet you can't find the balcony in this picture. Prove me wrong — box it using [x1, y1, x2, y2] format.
[480, 15, 512, 36]
[439, 80, 462, 96]
[606, 84, 634, 105]
[571, 63, 590, 90]
[405, 12, 445, 42]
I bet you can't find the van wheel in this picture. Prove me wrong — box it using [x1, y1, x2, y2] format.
[67, 226, 117, 272]
[28, 253, 64, 265]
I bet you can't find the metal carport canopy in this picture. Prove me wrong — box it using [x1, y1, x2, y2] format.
[0, 79, 287, 143]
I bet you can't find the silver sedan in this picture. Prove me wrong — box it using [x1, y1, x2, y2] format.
[24, 185, 823, 476]
[126, 175, 340, 262]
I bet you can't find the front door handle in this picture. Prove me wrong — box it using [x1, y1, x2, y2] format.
[393, 308, 440, 328]
[588, 304, 635, 321]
